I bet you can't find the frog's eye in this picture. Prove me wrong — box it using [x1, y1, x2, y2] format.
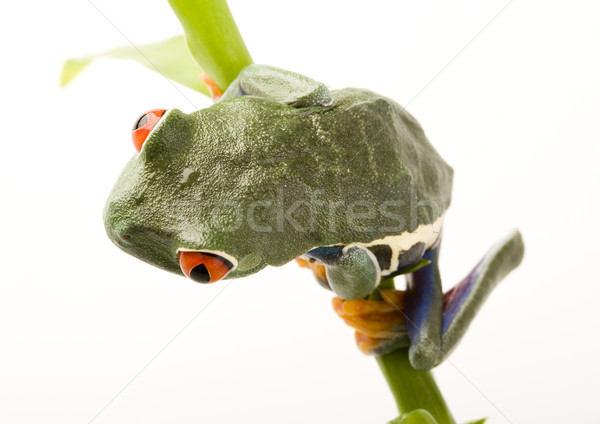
[178, 251, 235, 284]
[132, 109, 166, 152]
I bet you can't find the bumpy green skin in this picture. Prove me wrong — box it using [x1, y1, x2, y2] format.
[222, 64, 333, 107]
[104, 69, 453, 279]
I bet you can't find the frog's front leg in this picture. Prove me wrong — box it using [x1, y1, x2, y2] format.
[304, 245, 381, 300]
[332, 290, 411, 355]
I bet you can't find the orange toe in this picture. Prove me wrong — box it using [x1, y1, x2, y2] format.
[297, 257, 328, 284]
[355, 332, 387, 355]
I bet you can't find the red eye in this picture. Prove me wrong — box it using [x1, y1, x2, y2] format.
[132, 109, 166, 152]
[178, 251, 235, 284]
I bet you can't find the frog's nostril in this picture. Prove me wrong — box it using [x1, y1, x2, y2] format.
[178, 251, 234, 284]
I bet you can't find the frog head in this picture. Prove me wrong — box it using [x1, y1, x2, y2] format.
[104, 106, 270, 284]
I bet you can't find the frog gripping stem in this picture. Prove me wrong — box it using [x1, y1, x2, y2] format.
[330, 230, 525, 371]
[95, 43, 526, 421]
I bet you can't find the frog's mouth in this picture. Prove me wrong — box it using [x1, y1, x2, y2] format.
[177, 249, 237, 284]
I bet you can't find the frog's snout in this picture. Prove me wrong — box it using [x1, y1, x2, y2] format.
[178, 251, 235, 284]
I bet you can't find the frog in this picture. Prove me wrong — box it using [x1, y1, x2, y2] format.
[104, 64, 524, 370]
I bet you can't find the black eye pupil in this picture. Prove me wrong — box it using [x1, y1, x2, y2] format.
[190, 264, 211, 283]
[134, 114, 148, 130]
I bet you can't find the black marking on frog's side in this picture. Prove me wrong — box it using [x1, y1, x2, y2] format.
[368, 244, 393, 272]
[389, 242, 428, 277]
[397, 242, 427, 270]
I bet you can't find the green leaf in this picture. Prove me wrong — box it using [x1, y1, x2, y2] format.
[463, 419, 487, 424]
[389, 410, 440, 424]
[60, 58, 93, 87]
[168, 0, 253, 91]
[60, 35, 210, 96]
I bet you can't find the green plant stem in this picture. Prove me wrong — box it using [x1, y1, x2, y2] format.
[372, 279, 455, 424]
[377, 350, 455, 424]
[168, 0, 253, 91]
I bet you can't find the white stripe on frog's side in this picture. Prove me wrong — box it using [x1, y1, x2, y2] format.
[354, 215, 444, 276]
[301, 216, 444, 276]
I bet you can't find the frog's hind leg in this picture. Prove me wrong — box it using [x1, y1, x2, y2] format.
[404, 230, 525, 370]
[403, 241, 445, 370]
[440, 230, 524, 360]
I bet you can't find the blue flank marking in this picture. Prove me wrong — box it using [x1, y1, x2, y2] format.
[306, 245, 344, 262]
[441, 259, 484, 334]
[404, 245, 442, 343]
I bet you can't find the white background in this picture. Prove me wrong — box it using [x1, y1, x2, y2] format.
[1, 1, 599, 423]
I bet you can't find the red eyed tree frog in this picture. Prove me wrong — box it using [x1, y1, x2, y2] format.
[104, 65, 524, 370]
